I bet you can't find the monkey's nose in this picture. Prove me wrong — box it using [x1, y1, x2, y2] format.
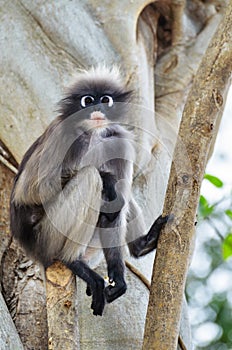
[90, 111, 106, 120]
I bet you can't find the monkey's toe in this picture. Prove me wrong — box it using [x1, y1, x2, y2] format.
[155, 214, 173, 226]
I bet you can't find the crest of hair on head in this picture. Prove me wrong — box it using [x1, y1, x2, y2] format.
[72, 64, 123, 86]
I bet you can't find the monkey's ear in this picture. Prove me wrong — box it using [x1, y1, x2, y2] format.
[60, 91, 81, 104]
[68, 93, 80, 101]
[57, 94, 81, 118]
[115, 90, 134, 103]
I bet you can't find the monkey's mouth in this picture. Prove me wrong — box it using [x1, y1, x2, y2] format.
[90, 111, 107, 127]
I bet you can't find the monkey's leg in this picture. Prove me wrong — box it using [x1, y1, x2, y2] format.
[126, 199, 171, 258]
[39, 166, 105, 315]
[61, 167, 105, 315]
[66, 260, 105, 316]
[37, 166, 102, 261]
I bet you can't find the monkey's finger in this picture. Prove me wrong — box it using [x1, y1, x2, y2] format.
[91, 294, 105, 316]
[86, 284, 92, 296]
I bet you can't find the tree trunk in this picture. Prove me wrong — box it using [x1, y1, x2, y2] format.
[143, 3, 232, 348]
[0, 0, 230, 349]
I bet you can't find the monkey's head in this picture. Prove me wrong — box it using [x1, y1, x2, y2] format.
[58, 66, 133, 128]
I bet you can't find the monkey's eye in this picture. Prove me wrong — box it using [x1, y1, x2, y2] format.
[80, 95, 95, 108]
[100, 95, 114, 107]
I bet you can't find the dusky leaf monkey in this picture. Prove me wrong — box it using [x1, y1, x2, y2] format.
[10, 66, 169, 316]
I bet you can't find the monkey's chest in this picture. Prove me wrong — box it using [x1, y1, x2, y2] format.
[81, 130, 118, 171]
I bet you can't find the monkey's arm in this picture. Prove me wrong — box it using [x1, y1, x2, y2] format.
[12, 121, 65, 206]
[13, 119, 86, 206]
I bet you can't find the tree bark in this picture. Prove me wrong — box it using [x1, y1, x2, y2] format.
[46, 262, 80, 349]
[0, 0, 230, 349]
[0, 163, 23, 350]
[0, 159, 48, 349]
[0, 292, 24, 350]
[143, 3, 232, 349]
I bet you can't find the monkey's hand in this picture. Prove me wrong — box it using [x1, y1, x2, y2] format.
[67, 260, 106, 316]
[129, 214, 173, 258]
[104, 272, 127, 303]
[86, 279, 105, 316]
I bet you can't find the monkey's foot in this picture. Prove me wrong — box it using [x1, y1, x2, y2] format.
[129, 214, 173, 258]
[142, 214, 173, 252]
[151, 214, 173, 231]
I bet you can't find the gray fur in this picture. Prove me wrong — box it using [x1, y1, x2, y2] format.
[10, 67, 166, 316]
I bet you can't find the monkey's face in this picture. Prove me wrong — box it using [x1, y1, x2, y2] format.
[79, 93, 120, 128]
[59, 75, 132, 129]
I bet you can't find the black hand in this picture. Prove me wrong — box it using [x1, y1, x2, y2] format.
[66, 260, 105, 316]
[89, 279, 105, 316]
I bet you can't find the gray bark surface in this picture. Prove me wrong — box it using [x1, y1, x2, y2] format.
[0, 293, 24, 350]
[0, 0, 228, 348]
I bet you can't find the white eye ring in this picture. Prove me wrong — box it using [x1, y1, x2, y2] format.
[80, 95, 95, 108]
[100, 95, 114, 107]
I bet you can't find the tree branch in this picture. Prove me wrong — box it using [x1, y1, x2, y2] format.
[0, 155, 17, 174]
[143, 3, 232, 349]
[45, 262, 80, 349]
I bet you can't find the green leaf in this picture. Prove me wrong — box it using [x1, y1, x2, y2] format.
[199, 195, 208, 206]
[204, 174, 224, 188]
[222, 233, 232, 260]
[199, 195, 215, 218]
[225, 210, 232, 220]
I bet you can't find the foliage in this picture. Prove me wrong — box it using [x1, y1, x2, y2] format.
[186, 174, 232, 349]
